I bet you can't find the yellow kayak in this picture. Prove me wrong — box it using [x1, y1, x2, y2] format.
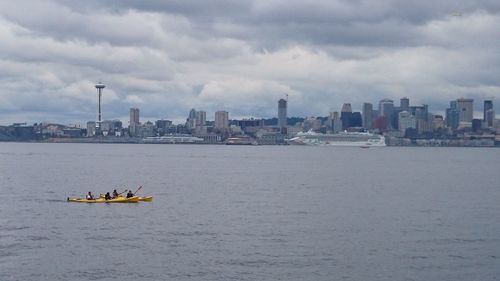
[99, 195, 153, 202]
[67, 196, 140, 203]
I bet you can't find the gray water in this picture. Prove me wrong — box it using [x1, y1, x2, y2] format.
[0, 143, 499, 281]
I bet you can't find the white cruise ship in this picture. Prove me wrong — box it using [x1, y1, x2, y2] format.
[287, 130, 386, 147]
[143, 135, 204, 144]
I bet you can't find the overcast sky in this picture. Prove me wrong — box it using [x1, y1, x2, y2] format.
[1, 0, 499, 125]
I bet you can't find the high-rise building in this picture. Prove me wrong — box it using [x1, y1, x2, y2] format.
[187, 108, 197, 129]
[340, 103, 353, 130]
[400, 97, 410, 112]
[215, 111, 229, 130]
[362, 103, 373, 130]
[398, 111, 416, 134]
[130, 107, 140, 126]
[129, 107, 140, 137]
[278, 98, 287, 134]
[378, 99, 394, 129]
[332, 112, 342, 133]
[484, 100, 494, 127]
[195, 110, 206, 127]
[446, 101, 459, 129]
[457, 98, 473, 123]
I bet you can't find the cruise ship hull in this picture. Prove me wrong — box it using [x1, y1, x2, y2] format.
[287, 132, 386, 147]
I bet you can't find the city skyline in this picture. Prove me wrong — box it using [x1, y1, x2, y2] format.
[0, 1, 500, 124]
[0, 89, 498, 126]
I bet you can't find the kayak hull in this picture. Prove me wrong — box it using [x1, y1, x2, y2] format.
[138, 196, 153, 202]
[67, 196, 140, 203]
[98, 195, 153, 202]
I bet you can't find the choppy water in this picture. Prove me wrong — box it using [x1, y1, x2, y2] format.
[0, 143, 499, 281]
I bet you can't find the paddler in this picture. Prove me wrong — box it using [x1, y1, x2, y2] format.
[112, 189, 119, 198]
[126, 190, 134, 198]
[104, 192, 112, 200]
[86, 191, 94, 200]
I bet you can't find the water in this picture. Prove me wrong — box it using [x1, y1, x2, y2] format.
[0, 143, 499, 281]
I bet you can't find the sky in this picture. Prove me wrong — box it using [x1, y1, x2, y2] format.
[0, 0, 499, 125]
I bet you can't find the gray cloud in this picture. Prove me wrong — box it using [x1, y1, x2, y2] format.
[0, 0, 499, 125]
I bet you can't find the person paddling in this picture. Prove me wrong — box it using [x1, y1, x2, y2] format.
[126, 190, 134, 198]
[112, 189, 119, 198]
[86, 191, 94, 200]
[104, 192, 112, 200]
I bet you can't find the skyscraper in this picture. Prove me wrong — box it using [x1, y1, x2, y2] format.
[278, 98, 287, 134]
[446, 101, 459, 129]
[215, 111, 229, 130]
[195, 110, 206, 127]
[484, 100, 494, 127]
[378, 99, 394, 129]
[400, 97, 410, 112]
[457, 98, 473, 123]
[340, 103, 353, 130]
[332, 112, 341, 133]
[129, 107, 140, 137]
[129, 107, 140, 126]
[362, 103, 373, 130]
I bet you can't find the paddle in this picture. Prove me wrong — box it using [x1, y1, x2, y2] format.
[117, 189, 128, 196]
[134, 185, 143, 195]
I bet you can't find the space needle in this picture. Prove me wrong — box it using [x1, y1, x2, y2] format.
[95, 81, 105, 133]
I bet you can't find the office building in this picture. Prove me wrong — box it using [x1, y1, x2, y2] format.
[340, 103, 353, 130]
[400, 97, 410, 112]
[187, 108, 197, 129]
[398, 111, 416, 135]
[362, 103, 373, 130]
[130, 107, 140, 126]
[457, 98, 473, 123]
[484, 100, 494, 127]
[378, 99, 394, 129]
[332, 112, 342, 133]
[215, 111, 229, 130]
[446, 101, 459, 129]
[195, 110, 206, 127]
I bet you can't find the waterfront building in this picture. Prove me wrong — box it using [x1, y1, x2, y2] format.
[256, 130, 286, 145]
[472, 119, 482, 132]
[278, 98, 287, 134]
[101, 120, 122, 134]
[484, 100, 494, 127]
[86, 121, 96, 137]
[398, 111, 416, 135]
[236, 119, 264, 135]
[156, 120, 173, 136]
[457, 98, 473, 123]
[362, 103, 373, 130]
[286, 125, 303, 138]
[215, 111, 229, 130]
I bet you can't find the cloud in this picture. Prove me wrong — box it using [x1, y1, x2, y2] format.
[0, 0, 499, 125]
